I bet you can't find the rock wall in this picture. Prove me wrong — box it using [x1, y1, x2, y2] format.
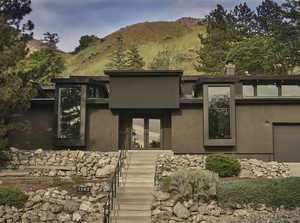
[156, 154, 290, 179]
[5, 148, 118, 179]
[0, 182, 108, 223]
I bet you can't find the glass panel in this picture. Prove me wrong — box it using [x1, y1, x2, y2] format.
[208, 87, 231, 139]
[149, 119, 161, 148]
[257, 85, 278, 96]
[282, 85, 300, 96]
[88, 87, 99, 98]
[243, 85, 254, 97]
[58, 87, 81, 139]
[132, 118, 144, 148]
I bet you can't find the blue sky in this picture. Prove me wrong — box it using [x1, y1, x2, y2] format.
[27, 0, 284, 52]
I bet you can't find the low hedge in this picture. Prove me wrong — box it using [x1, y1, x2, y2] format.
[0, 187, 29, 208]
[217, 177, 300, 209]
[205, 154, 241, 177]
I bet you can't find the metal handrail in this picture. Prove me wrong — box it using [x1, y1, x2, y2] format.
[103, 134, 128, 223]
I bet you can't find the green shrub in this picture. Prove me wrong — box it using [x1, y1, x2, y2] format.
[160, 169, 218, 201]
[217, 177, 300, 209]
[0, 187, 29, 208]
[205, 154, 241, 177]
[71, 175, 85, 184]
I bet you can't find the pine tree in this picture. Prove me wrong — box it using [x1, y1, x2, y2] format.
[125, 46, 145, 70]
[106, 35, 127, 70]
[148, 49, 172, 70]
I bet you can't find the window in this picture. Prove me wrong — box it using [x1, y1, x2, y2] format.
[281, 85, 300, 97]
[204, 85, 235, 146]
[56, 85, 87, 146]
[257, 85, 279, 97]
[243, 85, 255, 97]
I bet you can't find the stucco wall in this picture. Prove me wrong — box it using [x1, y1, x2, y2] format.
[8, 104, 55, 150]
[86, 105, 118, 151]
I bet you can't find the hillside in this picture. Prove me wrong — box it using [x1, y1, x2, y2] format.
[62, 17, 206, 76]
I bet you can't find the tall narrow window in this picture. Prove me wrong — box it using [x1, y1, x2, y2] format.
[204, 85, 235, 146]
[58, 87, 81, 139]
[56, 85, 87, 146]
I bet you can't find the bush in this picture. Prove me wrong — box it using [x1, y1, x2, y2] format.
[160, 169, 218, 201]
[205, 154, 241, 177]
[71, 175, 85, 184]
[217, 177, 300, 209]
[0, 187, 29, 208]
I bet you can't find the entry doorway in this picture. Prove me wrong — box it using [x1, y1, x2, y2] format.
[131, 118, 161, 149]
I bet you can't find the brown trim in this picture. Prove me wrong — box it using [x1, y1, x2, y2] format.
[236, 97, 300, 105]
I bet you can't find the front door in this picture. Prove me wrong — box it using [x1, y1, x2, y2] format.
[131, 118, 161, 149]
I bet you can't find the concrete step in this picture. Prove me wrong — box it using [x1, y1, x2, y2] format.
[118, 210, 151, 217]
[0, 170, 29, 177]
[126, 173, 155, 178]
[121, 178, 154, 183]
[124, 182, 154, 187]
[119, 186, 154, 193]
[126, 169, 155, 174]
[128, 165, 155, 168]
[119, 203, 151, 211]
[113, 216, 151, 223]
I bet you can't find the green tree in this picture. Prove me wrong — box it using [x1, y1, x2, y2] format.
[75, 35, 99, 53]
[17, 48, 65, 86]
[42, 32, 59, 49]
[226, 37, 293, 75]
[106, 35, 127, 70]
[148, 49, 172, 70]
[124, 46, 145, 70]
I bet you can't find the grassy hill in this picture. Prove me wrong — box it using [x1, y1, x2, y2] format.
[62, 17, 206, 77]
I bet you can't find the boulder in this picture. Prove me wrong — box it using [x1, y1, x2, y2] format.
[173, 202, 190, 219]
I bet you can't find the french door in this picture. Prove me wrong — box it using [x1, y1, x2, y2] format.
[131, 118, 161, 149]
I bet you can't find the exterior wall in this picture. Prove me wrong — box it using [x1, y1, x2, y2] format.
[171, 106, 204, 153]
[172, 104, 300, 161]
[86, 105, 118, 151]
[8, 104, 55, 150]
[236, 104, 300, 160]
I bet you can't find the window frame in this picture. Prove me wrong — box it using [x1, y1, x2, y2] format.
[55, 84, 87, 147]
[203, 84, 236, 147]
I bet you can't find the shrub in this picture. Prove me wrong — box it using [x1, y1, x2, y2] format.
[160, 168, 218, 201]
[217, 177, 300, 209]
[0, 187, 29, 208]
[205, 154, 241, 177]
[71, 175, 85, 184]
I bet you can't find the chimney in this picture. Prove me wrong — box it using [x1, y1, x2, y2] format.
[225, 61, 235, 75]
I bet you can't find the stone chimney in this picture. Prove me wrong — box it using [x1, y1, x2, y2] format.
[225, 61, 236, 75]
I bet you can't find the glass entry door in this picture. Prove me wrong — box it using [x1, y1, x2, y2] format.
[131, 118, 161, 149]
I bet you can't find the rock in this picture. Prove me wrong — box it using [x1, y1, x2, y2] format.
[31, 195, 42, 204]
[9, 147, 18, 153]
[40, 202, 50, 211]
[72, 212, 82, 222]
[153, 191, 170, 201]
[79, 201, 94, 212]
[233, 209, 249, 217]
[81, 167, 88, 177]
[39, 211, 56, 221]
[57, 213, 71, 222]
[95, 165, 114, 177]
[34, 149, 43, 154]
[64, 200, 80, 213]
[173, 202, 190, 219]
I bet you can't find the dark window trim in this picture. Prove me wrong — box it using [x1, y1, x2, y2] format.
[203, 84, 236, 147]
[55, 84, 87, 147]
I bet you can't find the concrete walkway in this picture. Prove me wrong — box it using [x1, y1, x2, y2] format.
[287, 163, 300, 177]
[114, 150, 172, 223]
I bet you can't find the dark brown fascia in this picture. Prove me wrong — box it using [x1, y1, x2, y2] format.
[104, 70, 183, 77]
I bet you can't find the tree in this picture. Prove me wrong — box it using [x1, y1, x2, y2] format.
[0, 16, 34, 149]
[17, 48, 65, 86]
[42, 32, 59, 49]
[124, 46, 145, 70]
[75, 35, 99, 53]
[106, 35, 127, 70]
[149, 49, 172, 70]
[226, 37, 293, 75]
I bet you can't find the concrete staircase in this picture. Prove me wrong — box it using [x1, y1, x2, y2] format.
[113, 150, 172, 223]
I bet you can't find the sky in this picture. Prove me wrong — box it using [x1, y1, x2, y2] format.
[26, 0, 285, 52]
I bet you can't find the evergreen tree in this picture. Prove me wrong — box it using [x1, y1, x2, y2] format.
[106, 35, 127, 70]
[74, 35, 99, 53]
[42, 32, 59, 49]
[125, 46, 145, 70]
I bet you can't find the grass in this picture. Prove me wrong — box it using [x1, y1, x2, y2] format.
[61, 21, 206, 77]
[217, 177, 300, 209]
[0, 187, 29, 208]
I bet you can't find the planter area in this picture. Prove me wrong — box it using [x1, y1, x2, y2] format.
[152, 154, 300, 223]
[0, 148, 119, 223]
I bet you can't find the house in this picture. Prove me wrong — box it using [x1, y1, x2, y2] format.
[8, 70, 300, 162]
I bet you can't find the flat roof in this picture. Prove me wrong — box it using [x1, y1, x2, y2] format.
[104, 70, 183, 77]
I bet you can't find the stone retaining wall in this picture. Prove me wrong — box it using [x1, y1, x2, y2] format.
[4, 148, 118, 179]
[156, 154, 291, 179]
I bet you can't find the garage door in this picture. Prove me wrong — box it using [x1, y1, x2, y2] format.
[274, 125, 300, 162]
